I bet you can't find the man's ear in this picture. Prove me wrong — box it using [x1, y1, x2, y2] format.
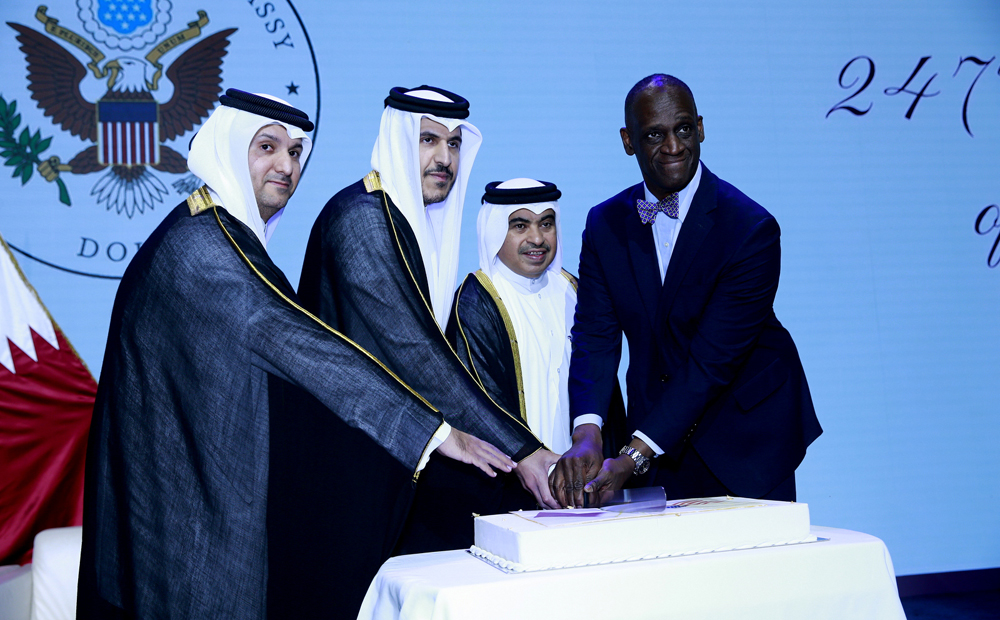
[620, 127, 635, 156]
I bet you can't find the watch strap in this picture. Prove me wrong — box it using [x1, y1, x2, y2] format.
[619, 445, 651, 475]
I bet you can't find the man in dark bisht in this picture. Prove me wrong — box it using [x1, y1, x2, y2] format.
[299, 87, 562, 555]
[77, 89, 515, 620]
[447, 179, 626, 483]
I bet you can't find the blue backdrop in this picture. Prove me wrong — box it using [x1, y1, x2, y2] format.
[1, 0, 997, 577]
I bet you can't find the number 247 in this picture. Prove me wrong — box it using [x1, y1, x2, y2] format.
[827, 55, 996, 137]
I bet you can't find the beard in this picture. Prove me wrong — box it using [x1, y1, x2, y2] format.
[421, 165, 455, 206]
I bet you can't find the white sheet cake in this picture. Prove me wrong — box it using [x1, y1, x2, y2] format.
[470, 496, 816, 572]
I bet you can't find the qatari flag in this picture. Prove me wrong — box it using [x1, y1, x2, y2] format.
[97, 100, 160, 166]
[0, 232, 95, 565]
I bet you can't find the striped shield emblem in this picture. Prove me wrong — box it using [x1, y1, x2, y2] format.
[96, 99, 160, 166]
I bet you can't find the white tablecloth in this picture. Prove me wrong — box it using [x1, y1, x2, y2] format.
[358, 526, 906, 620]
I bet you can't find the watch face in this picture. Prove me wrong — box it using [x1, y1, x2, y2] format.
[635, 459, 650, 475]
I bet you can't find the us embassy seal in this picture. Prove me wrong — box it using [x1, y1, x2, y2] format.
[1, 0, 320, 278]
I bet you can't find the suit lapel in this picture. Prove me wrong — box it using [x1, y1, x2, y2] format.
[621, 183, 662, 322]
[658, 167, 717, 318]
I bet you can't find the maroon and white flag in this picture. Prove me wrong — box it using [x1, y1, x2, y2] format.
[0, 231, 95, 565]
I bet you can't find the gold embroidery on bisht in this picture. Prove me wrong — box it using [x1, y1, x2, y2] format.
[186, 185, 217, 216]
[363, 170, 383, 193]
[561, 269, 578, 292]
[472, 270, 527, 424]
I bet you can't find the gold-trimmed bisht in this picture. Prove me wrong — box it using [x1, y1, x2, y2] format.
[186, 187, 442, 482]
[363, 171, 546, 457]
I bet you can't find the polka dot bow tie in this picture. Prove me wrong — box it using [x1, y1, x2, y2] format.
[636, 194, 679, 225]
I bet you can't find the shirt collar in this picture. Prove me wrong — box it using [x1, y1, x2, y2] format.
[643, 160, 703, 223]
[494, 259, 549, 294]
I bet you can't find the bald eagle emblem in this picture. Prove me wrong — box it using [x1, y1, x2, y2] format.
[7, 5, 235, 218]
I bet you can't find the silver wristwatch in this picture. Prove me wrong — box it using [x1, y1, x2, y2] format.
[619, 445, 651, 476]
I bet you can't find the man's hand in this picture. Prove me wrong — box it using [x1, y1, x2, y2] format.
[583, 456, 633, 496]
[436, 428, 515, 478]
[583, 437, 653, 501]
[513, 449, 561, 510]
[550, 423, 604, 508]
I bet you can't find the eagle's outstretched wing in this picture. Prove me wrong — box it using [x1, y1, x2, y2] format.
[150, 145, 188, 174]
[158, 28, 237, 143]
[7, 22, 96, 142]
[66, 145, 104, 174]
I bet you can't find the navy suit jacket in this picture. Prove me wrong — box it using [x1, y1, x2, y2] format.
[569, 165, 821, 497]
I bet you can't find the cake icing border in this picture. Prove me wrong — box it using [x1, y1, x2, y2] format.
[468, 535, 823, 573]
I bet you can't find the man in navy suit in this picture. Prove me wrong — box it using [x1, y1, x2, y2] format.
[551, 74, 822, 507]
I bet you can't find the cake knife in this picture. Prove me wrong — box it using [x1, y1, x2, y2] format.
[583, 486, 667, 513]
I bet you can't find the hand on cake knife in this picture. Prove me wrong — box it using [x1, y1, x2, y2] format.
[515, 448, 562, 510]
[550, 423, 604, 508]
[584, 436, 655, 500]
[582, 457, 634, 499]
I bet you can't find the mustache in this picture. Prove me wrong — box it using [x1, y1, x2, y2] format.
[423, 165, 454, 180]
[265, 173, 293, 185]
[520, 242, 551, 254]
